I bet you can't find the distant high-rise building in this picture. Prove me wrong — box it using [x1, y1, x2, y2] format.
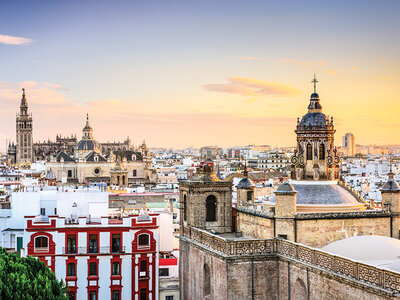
[342, 133, 355, 156]
[16, 88, 33, 163]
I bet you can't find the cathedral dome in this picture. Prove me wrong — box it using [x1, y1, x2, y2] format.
[299, 112, 329, 127]
[76, 139, 101, 151]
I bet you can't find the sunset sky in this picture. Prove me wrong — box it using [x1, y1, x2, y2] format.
[1, 0, 399, 150]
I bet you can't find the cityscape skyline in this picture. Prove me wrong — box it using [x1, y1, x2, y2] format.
[1, 0, 400, 149]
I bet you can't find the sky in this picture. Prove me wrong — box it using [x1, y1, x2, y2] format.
[0, 0, 400, 150]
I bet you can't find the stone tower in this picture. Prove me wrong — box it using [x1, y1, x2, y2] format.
[381, 172, 400, 239]
[236, 167, 255, 207]
[290, 75, 340, 180]
[16, 88, 33, 163]
[274, 181, 297, 240]
[179, 160, 232, 234]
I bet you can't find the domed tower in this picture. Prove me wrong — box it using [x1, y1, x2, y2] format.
[290, 75, 340, 180]
[74, 114, 101, 158]
[236, 166, 255, 207]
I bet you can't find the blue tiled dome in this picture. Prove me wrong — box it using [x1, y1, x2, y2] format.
[299, 112, 329, 127]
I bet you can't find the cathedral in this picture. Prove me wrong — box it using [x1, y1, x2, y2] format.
[179, 78, 400, 300]
[7, 89, 154, 185]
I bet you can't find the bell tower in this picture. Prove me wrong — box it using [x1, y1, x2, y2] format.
[290, 76, 340, 180]
[16, 88, 33, 163]
[179, 160, 232, 234]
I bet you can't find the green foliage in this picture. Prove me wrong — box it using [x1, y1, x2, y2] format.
[0, 247, 67, 300]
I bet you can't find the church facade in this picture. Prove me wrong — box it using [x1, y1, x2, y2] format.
[179, 78, 400, 299]
[45, 115, 152, 185]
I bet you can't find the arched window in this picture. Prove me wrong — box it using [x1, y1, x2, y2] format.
[306, 144, 312, 160]
[294, 278, 307, 300]
[204, 263, 211, 296]
[122, 176, 125, 185]
[138, 234, 150, 248]
[205, 195, 217, 222]
[319, 144, 325, 160]
[183, 194, 187, 222]
[34, 236, 48, 251]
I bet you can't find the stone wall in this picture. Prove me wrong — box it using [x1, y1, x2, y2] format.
[278, 259, 393, 300]
[296, 216, 391, 248]
[238, 210, 274, 239]
[238, 209, 392, 248]
[226, 258, 279, 300]
[179, 230, 399, 299]
[180, 239, 228, 300]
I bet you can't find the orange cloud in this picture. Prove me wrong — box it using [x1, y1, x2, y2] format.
[0, 34, 33, 45]
[325, 69, 340, 75]
[205, 77, 303, 98]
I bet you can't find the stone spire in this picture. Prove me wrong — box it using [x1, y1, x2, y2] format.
[20, 88, 28, 115]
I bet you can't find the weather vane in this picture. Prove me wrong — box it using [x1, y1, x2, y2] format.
[311, 74, 318, 93]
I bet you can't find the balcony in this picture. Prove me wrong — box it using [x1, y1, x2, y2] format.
[62, 246, 125, 255]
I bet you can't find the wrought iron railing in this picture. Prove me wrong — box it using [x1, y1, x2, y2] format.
[62, 246, 126, 255]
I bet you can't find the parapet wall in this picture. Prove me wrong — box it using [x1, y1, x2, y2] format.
[237, 208, 392, 247]
[180, 227, 400, 299]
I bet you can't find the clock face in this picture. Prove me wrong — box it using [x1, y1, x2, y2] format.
[334, 156, 340, 164]
[291, 156, 298, 165]
[327, 156, 333, 166]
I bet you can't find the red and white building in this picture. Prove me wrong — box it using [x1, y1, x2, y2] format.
[23, 213, 159, 300]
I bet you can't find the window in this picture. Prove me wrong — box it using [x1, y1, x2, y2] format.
[140, 260, 147, 277]
[40, 208, 46, 216]
[68, 170, 72, 177]
[138, 234, 150, 247]
[205, 195, 217, 222]
[112, 262, 120, 276]
[132, 170, 137, 176]
[112, 290, 120, 300]
[278, 234, 288, 240]
[67, 235, 76, 254]
[183, 194, 187, 222]
[140, 289, 147, 300]
[89, 291, 97, 300]
[94, 168, 100, 175]
[319, 144, 325, 160]
[88, 234, 98, 253]
[159, 268, 169, 277]
[247, 191, 253, 202]
[67, 263, 75, 277]
[89, 262, 97, 276]
[166, 296, 174, 300]
[54, 208, 57, 215]
[112, 234, 121, 253]
[34, 236, 48, 251]
[306, 144, 312, 160]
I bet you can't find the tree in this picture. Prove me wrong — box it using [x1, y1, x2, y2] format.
[0, 247, 67, 300]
